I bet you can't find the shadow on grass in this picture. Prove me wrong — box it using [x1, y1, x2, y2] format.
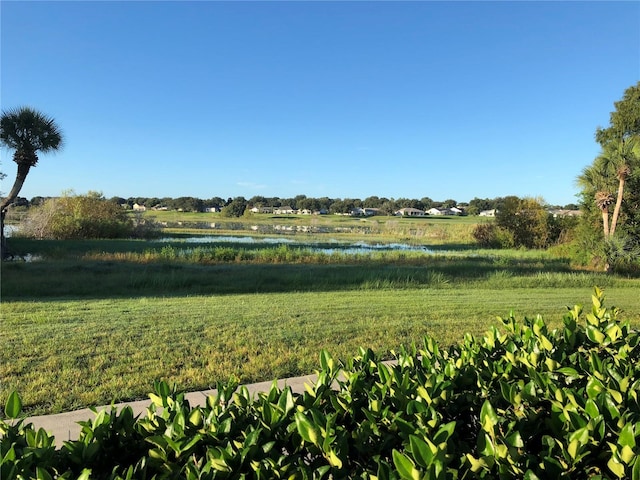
[2, 252, 622, 302]
[5, 236, 635, 302]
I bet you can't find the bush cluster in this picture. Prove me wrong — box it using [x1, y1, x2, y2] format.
[2, 288, 639, 479]
[472, 197, 578, 250]
[19, 192, 148, 240]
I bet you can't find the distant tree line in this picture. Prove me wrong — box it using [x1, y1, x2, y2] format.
[10, 194, 579, 216]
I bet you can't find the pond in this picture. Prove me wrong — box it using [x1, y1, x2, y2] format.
[159, 235, 437, 255]
[3, 224, 19, 237]
[162, 222, 376, 235]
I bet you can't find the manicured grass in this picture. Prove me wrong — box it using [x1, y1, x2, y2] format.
[3, 287, 640, 416]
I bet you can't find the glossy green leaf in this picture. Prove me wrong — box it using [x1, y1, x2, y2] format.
[36, 467, 53, 480]
[294, 411, 319, 445]
[539, 334, 553, 351]
[77, 470, 92, 480]
[523, 470, 542, 480]
[619, 423, 636, 448]
[2, 445, 16, 463]
[608, 389, 623, 404]
[585, 399, 600, 419]
[567, 439, 580, 460]
[586, 325, 606, 344]
[556, 367, 579, 377]
[506, 431, 524, 448]
[410, 435, 433, 468]
[586, 377, 604, 398]
[327, 449, 343, 468]
[434, 421, 456, 444]
[569, 426, 590, 446]
[466, 454, 487, 473]
[392, 450, 420, 480]
[480, 400, 499, 433]
[4, 391, 22, 419]
[608, 456, 626, 479]
[632, 455, 640, 480]
[320, 349, 336, 374]
[477, 432, 495, 457]
[620, 445, 635, 465]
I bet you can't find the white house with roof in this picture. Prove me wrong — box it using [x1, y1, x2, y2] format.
[351, 207, 380, 216]
[395, 207, 425, 216]
[274, 206, 296, 214]
[479, 209, 497, 217]
[428, 207, 464, 215]
[250, 206, 273, 213]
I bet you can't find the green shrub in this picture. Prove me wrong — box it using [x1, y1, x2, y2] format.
[472, 223, 514, 248]
[20, 192, 137, 240]
[2, 288, 640, 479]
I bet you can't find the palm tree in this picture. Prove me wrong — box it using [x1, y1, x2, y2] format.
[578, 161, 614, 239]
[594, 191, 614, 238]
[605, 138, 638, 237]
[1, 106, 63, 258]
[579, 138, 639, 241]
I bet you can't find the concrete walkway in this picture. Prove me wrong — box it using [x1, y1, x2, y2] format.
[25, 373, 319, 448]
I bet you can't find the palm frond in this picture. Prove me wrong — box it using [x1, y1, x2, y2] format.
[0, 106, 63, 166]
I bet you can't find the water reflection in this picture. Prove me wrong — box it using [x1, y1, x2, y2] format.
[163, 222, 373, 234]
[159, 236, 435, 255]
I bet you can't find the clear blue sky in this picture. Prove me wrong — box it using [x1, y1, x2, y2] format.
[1, 1, 639, 206]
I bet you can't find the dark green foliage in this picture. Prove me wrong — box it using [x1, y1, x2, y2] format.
[472, 223, 514, 249]
[2, 288, 640, 478]
[221, 197, 247, 218]
[576, 82, 640, 271]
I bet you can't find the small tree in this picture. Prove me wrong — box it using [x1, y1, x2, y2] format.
[222, 196, 247, 218]
[495, 196, 550, 249]
[20, 192, 136, 239]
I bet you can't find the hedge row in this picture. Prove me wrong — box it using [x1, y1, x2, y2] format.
[2, 288, 639, 479]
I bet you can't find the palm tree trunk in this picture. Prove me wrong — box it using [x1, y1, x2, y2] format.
[1, 163, 31, 260]
[601, 208, 610, 238]
[0, 209, 7, 260]
[609, 177, 625, 237]
[0, 164, 31, 212]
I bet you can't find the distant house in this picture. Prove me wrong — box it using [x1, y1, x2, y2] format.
[428, 207, 463, 215]
[479, 209, 497, 217]
[250, 206, 272, 213]
[549, 209, 582, 218]
[350, 207, 380, 217]
[395, 207, 425, 217]
[204, 206, 221, 213]
[274, 206, 296, 215]
[132, 203, 146, 212]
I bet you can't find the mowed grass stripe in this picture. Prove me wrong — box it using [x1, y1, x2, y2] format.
[3, 287, 638, 415]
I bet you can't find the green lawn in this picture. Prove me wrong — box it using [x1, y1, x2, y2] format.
[4, 286, 640, 416]
[2, 223, 639, 416]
